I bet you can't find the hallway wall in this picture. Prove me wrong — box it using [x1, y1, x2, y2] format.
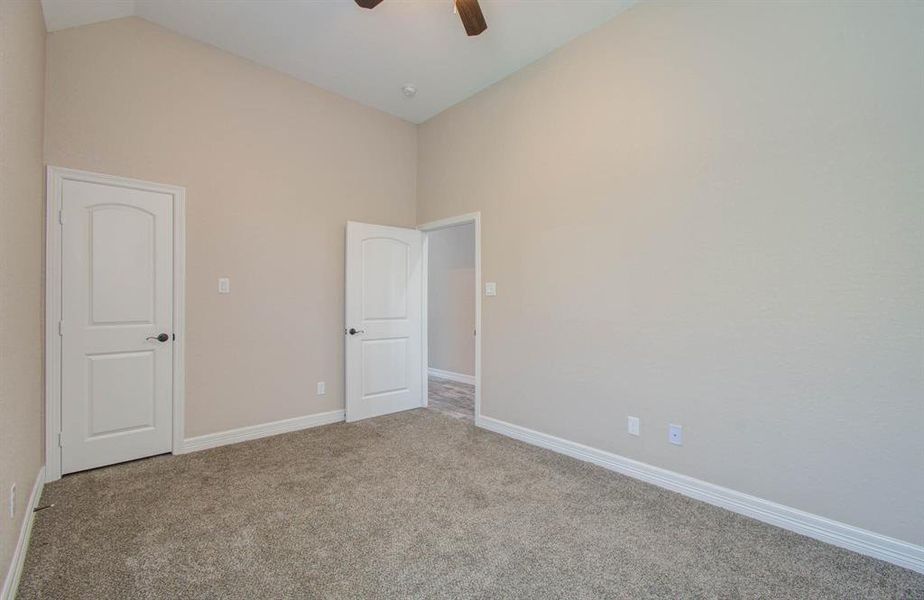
[427, 224, 475, 377]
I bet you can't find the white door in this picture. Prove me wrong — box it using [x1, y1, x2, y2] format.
[61, 179, 174, 474]
[345, 222, 423, 422]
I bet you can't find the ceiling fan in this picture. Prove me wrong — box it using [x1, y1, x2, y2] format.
[355, 0, 488, 37]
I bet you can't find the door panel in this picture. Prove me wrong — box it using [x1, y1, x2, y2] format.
[89, 206, 156, 325]
[362, 238, 409, 319]
[362, 338, 408, 395]
[86, 351, 155, 438]
[346, 222, 422, 422]
[61, 179, 173, 474]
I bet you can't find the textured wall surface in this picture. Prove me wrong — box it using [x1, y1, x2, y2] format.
[418, 1, 924, 544]
[428, 223, 475, 376]
[45, 17, 417, 438]
[0, 0, 45, 584]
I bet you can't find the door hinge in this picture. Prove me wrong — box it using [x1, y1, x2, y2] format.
[57, 432, 63, 448]
[58, 320, 63, 336]
[58, 209, 64, 225]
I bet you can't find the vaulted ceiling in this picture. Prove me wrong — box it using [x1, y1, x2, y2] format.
[41, 0, 636, 123]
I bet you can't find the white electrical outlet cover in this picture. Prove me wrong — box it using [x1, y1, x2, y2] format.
[669, 424, 683, 446]
[484, 282, 497, 296]
[317, 381, 326, 395]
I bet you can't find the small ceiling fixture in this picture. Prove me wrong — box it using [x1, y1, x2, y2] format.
[355, 0, 487, 37]
[401, 84, 417, 98]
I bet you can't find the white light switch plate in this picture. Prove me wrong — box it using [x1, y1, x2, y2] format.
[218, 277, 230, 294]
[317, 381, 326, 396]
[627, 416, 640, 436]
[485, 282, 497, 296]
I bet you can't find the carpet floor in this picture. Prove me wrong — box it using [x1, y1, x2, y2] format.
[18, 409, 924, 599]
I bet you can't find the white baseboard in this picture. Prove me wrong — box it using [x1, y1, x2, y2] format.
[180, 410, 345, 454]
[476, 415, 924, 575]
[2, 466, 45, 600]
[428, 367, 475, 386]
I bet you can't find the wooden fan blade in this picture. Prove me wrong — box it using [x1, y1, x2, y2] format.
[455, 0, 487, 36]
[355, 0, 384, 8]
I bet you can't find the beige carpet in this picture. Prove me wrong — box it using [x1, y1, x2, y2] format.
[18, 409, 924, 599]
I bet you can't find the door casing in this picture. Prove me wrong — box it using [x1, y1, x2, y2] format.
[418, 212, 482, 423]
[45, 166, 186, 482]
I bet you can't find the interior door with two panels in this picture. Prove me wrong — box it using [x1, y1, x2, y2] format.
[345, 222, 423, 422]
[60, 178, 174, 474]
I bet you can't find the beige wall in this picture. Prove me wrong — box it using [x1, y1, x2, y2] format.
[0, 0, 45, 582]
[418, 0, 924, 545]
[45, 17, 417, 438]
[427, 223, 475, 376]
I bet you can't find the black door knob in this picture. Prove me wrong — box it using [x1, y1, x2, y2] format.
[146, 333, 170, 342]
[348, 328, 365, 335]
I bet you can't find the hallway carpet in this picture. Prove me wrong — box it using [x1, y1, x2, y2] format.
[18, 410, 924, 599]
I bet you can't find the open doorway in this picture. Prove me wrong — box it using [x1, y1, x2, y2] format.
[420, 213, 481, 423]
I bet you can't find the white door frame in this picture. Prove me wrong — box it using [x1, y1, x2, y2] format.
[418, 212, 482, 421]
[44, 166, 187, 482]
